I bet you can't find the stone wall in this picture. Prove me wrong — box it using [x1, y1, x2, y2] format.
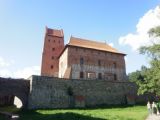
[0, 77, 30, 108]
[28, 75, 136, 109]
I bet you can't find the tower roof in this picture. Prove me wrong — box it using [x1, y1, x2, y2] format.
[46, 27, 64, 37]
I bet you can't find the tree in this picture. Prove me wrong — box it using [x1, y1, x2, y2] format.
[128, 66, 147, 83]
[138, 26, 160, 96]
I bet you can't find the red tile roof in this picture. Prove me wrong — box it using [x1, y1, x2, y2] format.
[46, 27, 64, 37]
[68, 36, 125, 55]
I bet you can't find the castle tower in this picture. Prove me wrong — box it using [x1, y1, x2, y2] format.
[41, 27, 64, 77]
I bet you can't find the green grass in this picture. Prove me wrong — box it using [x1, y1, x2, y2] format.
[18, 105, 148, 120]
[0, 105, 20, 113]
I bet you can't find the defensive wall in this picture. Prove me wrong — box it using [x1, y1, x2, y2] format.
[28, 75, 137, 109]
[0, 77, 30, 108]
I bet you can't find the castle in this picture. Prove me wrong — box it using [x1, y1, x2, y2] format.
[0, 27, 141, 109]
[41, 27, 127, 81]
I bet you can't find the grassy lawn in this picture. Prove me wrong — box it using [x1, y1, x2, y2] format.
[17, 105, 148, 120]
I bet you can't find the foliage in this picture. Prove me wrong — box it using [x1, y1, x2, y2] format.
[18, 106, 147, 120]
[128, 66, 147, 83]
[137, 26, 160, 96]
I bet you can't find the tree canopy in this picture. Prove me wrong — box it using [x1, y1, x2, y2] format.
[129, 26, 160, 96]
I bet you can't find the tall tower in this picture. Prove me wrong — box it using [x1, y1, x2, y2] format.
[41, 27, 64, 77]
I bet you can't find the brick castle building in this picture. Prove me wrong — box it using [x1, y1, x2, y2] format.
[41, 27, 126, 81]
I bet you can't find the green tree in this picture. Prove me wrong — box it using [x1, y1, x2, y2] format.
[138, 26, 160, 96]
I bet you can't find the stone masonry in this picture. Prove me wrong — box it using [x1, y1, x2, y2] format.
[28, 75, 136, 109]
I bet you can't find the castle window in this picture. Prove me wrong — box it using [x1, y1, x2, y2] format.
[114, 74, 117, 80]
[80, 57, 84, 65]
[98, 73, 102, 79]
[51, 65, 54, 69]
[98, 60, 101, 66]
[113, 62, 116, 68]
[80, 72, 84, 79]
[87, 72, 96, 79]
[52, 48, 55, 51]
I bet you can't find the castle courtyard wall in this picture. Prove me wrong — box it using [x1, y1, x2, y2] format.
[28, 75, 136, 109]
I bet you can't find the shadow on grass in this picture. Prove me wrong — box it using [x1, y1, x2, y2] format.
[18, 110, 106, 120]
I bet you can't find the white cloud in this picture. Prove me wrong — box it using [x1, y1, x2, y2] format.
[0, 69, 12, 77]
[109, 43, 114, 47]
[0, 65, 40, 79]
[119, 6, 160, 51]
[13, 66, 40, 79]
[0, 56, 14, 67]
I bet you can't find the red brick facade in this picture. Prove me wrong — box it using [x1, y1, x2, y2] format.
[41, 27, 64, 77]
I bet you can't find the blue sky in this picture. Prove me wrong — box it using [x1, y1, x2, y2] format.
[0, 0, 160, 78]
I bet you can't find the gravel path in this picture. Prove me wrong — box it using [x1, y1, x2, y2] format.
[146, 114, 160, 120]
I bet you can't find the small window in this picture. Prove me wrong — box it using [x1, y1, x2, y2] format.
[114, 74, 117, 80]
[51, 65, 54, 69]
[80, 57, 84, 65]
[80, 72, 84, 78]
[52, 56, 54, 60]
[98, 73, 102, 79]
[48, 39, 50, 42]
[52, 48, 55, 51]
[113, 62, 116, 68]
[98, 60, 101, 66]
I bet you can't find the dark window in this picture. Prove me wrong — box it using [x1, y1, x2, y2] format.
[114, 74, 117, 80]
[52, 56, 54, 60]
[52, 48, 55, 51]
[48, 39, 50, 42]
[113, 62, 116, 68]
[98, 60, 101, 66]
[98, 73, 102, 79]
[80, 72, 84, 78]
[80, 57, 84, 65]
[51, 65, 54, 69]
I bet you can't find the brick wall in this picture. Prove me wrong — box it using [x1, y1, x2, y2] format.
[59, 46, 126, 80]
[41, 29, 64, 77]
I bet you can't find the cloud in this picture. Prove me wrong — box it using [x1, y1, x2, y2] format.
[0, 69, 12, 77]
[0, 56, 14, 67]
[13, 66, 40, 79]
[0, 65, 40, 79]
[109, 43, 114, 47]
[119, 6, 160, 51]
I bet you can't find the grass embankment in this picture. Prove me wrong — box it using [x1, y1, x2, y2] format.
[17, 105, 148, 120]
